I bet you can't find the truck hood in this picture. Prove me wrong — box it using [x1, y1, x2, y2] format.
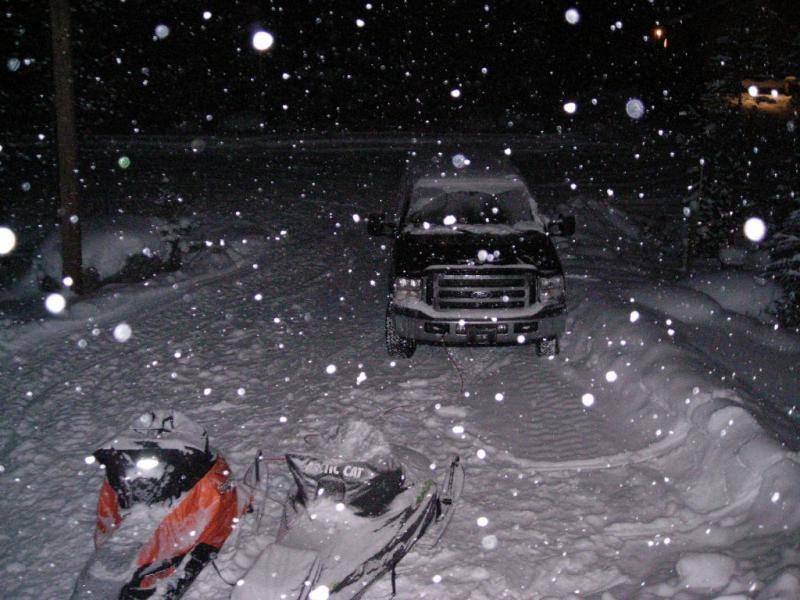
[395, 229, 562, 273]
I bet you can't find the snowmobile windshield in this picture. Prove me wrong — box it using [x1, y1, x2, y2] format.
[286, 455, 407, 517]
[94, 411, 215, 508]
[407, 188, 535, 228]
[94, 446, 215, 508]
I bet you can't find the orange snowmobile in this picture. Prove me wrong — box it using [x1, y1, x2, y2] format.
[71, 410, 260, 600]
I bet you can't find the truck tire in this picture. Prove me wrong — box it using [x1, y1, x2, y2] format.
[385, 305, 416, 358]
[536, 336, 559, 357]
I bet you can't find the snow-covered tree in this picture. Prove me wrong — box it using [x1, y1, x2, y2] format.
[768, 203, 800, 326]
[766, 135, 800, 327]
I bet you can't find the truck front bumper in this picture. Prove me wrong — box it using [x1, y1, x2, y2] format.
[392, 305, 566, 345]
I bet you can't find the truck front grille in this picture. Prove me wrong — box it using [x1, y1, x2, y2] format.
[430, 269, 533, 310]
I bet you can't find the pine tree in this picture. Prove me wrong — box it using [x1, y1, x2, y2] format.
[766, 123, 800, 327]
[768, 200, 800, 327]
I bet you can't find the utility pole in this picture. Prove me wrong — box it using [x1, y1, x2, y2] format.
[50, 0, 82, 293]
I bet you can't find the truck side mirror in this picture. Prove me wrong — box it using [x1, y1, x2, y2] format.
[547, 215, 576, 237]
[367, 213, 397, 237]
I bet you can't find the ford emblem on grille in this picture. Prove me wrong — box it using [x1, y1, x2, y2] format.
[471, 290, 491, 299]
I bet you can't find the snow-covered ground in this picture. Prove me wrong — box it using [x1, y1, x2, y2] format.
[1, 141, 799, 599]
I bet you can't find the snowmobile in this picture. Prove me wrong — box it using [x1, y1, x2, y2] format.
[232, 423, 464, 600]
[71, 410, 261, 600]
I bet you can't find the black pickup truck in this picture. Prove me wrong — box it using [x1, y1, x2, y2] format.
[368, 153, 574, 358]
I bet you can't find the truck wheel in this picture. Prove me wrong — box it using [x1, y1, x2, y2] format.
[385, 306, 416, 358]
[536, 336, 559, 357]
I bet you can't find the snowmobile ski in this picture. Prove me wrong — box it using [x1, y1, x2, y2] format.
[419, 455, 465, 550]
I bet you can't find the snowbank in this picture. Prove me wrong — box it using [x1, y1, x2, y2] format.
[685, 270, 782, 323]
[559, 195, 800, 598]
[3, 215, 183, 299]
[0, 216, 270, 353]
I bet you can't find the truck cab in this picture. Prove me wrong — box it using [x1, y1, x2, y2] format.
[369, 153, 574, 358]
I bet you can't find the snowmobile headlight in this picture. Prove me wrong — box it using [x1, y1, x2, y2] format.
[538, 275, 565, 305]
[135, 457, 160, 471]
[394, 277, 423, 302]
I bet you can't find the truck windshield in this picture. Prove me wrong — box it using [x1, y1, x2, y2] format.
[407, 188, 535, 227]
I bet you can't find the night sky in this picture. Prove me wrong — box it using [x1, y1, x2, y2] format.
[0, 1, 797, 134]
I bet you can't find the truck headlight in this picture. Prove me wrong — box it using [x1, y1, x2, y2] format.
[394, 277, 423, 302]
[538, 275, 565, 305]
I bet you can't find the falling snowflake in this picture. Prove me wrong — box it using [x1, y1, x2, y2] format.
[452, 153, 469, 168]
[45, 293, 66, 315]
[630, 310, 640, 323]
[309, 585, 330, 600]
[625, 98, 645, 120]
[476, 516, 489, 527]
[0, 227, 17, 255]
[563, 101, 577, 114]
[481, 534, 498, 550]
[450, 88, 462, 99]
[743, 217, 766, 242]
[325, 364, 337, 374]
[581, 393, 595, 407]
[154, 24, 170, 39]
[564, 8, 580, 25]
[252, 30, 275, 51]
[113, 322, 133, 342]
[605, 370, 618, 383]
